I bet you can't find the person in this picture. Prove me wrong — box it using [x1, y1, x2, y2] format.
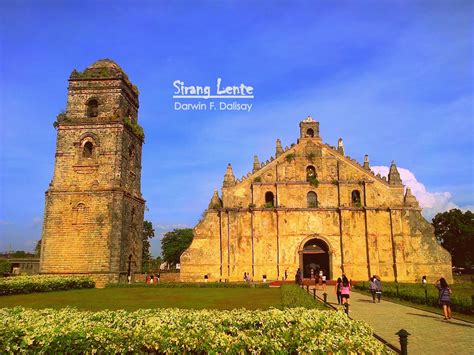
[156, 272, 160, 283]
[335, 277, 343, 305]
[341, 276, 351, 307]
[310, 268, 314, 280]
[318, 270, 323, 287]
[321, 271, 327, 291]
[284, 269, 288, 281]
[295, 268, 300, 285]
[374, 276, 382, 303]
[369, 276, 377, 303]
[243, 272, 247, 282]
[422, 275, 427, 286]
[435, 278, 452, 320]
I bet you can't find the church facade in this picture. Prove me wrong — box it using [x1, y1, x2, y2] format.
[180, 117, 452, 282]
[39, 59, 145, 286]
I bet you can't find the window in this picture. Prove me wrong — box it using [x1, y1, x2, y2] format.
[307, 191, 318, 208]
[83, 142, 93, 158]
[87, 99, 99, 118]
[306, 128, 314, 137]
[73, 203, 86, 225]
[306, 166, 316, 180]
[265, 191, 274, 208]
[352, 190, 361, 207]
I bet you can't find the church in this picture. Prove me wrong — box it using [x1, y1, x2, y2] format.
[180, 117, 452, 282]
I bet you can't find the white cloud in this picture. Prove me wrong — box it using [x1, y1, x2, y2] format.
[371, 166, 469, 221]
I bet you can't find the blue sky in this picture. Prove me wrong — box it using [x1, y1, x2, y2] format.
[0, 0, 472, 256]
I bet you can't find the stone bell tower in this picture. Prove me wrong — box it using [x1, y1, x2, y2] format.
[39, 59, 145, 286]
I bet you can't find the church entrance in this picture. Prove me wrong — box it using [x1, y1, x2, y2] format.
[300, 238, 330, 279]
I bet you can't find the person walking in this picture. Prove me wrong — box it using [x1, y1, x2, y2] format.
[369, 276, 377, 303]
[341, 276, 351, 308]
[335, 277, 343, 305]
[321, 271, 327, 291]
[435, 277, 452, 320]
[374, 276, 382, 303]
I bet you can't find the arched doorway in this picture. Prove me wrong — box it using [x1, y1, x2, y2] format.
[300, 238, 330, 279]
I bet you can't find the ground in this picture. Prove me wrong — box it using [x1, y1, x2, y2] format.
[308, 284, 474, 354]
[0, 287, 317, 311]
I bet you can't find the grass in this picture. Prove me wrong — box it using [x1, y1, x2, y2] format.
[0, 285, 325, 311]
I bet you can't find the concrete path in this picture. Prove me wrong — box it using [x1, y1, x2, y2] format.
[309, 286, 474, 354]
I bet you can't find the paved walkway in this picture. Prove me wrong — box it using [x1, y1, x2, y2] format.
[309, 286, 474, 354]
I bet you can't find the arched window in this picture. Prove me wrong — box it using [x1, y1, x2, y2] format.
[307, 191, 318, 208]
[306, 128, 314, 137]
[306, 166, 316, 180]
[87, 99, 99, 118]
[73, 203, 86, 225]
[265, 191, 274, 208]
[83, 141, 93, 158]
[352, 190, 361, 206]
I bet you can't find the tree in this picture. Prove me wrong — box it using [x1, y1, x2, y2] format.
[432, 209, 474, 267]
[161, 228, 193, 265]
[35, 240, 42, 256]
[142, 220, 155, 270]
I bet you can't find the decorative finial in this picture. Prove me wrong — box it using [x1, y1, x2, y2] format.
[208, 190, 222, 209]
[363, 154, 370, 170]
[388, 161, 403, 186]
[276, 139, 283, 157]
[253, 155, 261, 173]
[223, 163, 235, 187]
[337, 138, 345, 155]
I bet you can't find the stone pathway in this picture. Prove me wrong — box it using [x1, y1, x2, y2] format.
[308, 286, 474, 354]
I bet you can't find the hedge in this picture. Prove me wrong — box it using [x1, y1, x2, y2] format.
[0, 276, 95, 296]
[354, 282, 472, 315]
[105, 281, 270, 289]
[0, 307, 387, 353]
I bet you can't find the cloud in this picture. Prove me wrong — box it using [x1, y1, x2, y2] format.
[31, 217, 42, 228]
[371, 166, 471, 221]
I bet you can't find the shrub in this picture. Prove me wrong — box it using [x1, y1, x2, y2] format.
[280, 285, 324, 309]
[0, 260, 11, 274]
[0, 276, 95, 296]
[123, 117, 145, 141]
[0, 307, 387, 353]
[105, 282, 270, 289]
[285, 153, 296, 162]
[307, 175, 319, 187]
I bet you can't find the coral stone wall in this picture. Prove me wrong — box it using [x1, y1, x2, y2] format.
[40, 60, 145, 286]
[181, 118, 452, 283]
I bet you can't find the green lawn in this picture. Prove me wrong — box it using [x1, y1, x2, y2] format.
[0, 287, 289, 311]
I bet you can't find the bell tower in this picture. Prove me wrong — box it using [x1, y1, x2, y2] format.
[299, 116, 321, 141]
[39, 59, 146, 286]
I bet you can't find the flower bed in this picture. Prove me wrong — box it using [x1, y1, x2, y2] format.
[0, 276, 95, 296]
[0, 307, 387, 353]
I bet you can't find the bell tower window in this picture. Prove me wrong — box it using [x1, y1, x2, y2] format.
[306, 128, 314, 137]
[87, 99, 99, 118]
[83, 142, 93, 158]
[306, 166, 316, 181]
